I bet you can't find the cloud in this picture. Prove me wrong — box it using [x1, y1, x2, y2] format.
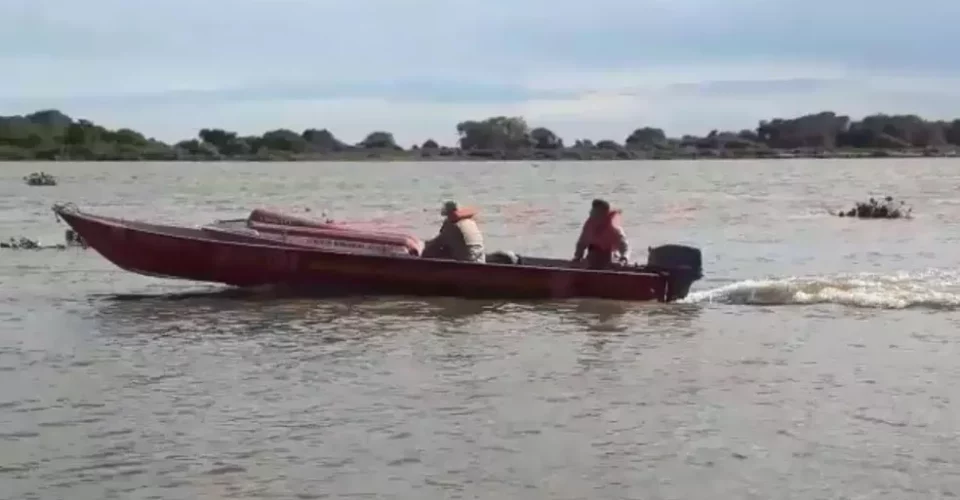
[1, 0, 959, 144]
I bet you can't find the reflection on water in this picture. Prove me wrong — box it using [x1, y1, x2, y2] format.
[552, 298, 702, 334]
[93, 288, 703, 342]
[96, 289, 509, 327]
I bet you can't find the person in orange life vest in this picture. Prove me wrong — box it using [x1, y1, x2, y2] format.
[573, 199, 630, 269]
[422, 201, 486, 263]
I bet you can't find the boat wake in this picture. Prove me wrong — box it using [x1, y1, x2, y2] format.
[682, 269, 960, 310]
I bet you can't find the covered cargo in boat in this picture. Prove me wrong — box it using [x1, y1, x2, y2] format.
[202, 208, 425, 257]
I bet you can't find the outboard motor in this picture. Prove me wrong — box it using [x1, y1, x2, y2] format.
[645, 244, 703, 301]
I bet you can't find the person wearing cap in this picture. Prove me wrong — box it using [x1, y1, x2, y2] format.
[573, 198, 630, 269]
[421, 201, 486, 263]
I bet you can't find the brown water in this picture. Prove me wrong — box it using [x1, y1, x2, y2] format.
[2, 160, 960, 499]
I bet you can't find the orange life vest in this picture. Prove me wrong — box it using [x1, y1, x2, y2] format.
[582, 210, 623, 252]
[446, 207, 478, 223]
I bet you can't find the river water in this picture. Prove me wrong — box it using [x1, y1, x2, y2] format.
[2, 159, 960, 499]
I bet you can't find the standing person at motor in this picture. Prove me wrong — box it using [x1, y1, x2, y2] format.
[422, 201, 486, 263]
[573, 199, 630, 269]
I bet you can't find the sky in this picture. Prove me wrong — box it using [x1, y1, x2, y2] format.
[2, 0, 960, 146]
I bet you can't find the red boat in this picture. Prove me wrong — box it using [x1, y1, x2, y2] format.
[52, 203, 703, 302]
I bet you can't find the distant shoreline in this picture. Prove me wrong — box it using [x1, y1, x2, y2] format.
[4, 148, 957, 163]
[2, 108, 959, 162]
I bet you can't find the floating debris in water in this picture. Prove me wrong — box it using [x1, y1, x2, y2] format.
[64, 228, 87, 248]
[837, 196, 911, 219]
[23, 171, 57, 186]
[1, 237, 40, 249]
[1, 230, 87, 250]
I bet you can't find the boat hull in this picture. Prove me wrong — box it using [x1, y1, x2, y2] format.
[53, 204, 700, 302]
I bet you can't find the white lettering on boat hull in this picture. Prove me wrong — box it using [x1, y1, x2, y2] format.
[203, 225, 418, 256]
[282, 235, 412, 256]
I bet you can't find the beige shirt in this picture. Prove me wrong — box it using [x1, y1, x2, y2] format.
[425, 217, 485, 262]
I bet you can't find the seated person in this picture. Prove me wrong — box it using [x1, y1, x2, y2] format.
[573, 198, 630, 269]
[421, 201, 485, 263]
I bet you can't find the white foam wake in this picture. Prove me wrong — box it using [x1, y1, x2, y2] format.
[682, 269, 960, 310]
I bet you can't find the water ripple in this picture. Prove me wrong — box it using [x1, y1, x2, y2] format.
[3, 160, 960, 499]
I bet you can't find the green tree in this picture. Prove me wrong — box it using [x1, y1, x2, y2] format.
[198, 128, 237, 149]
[199, 129, 254, 156]
[302, 128, 345, 151]
[64, 123, 93, 145]
[625, 127, 667, 148]
[456, 116, 532, 150]
[360, 130, 398, 149]
[259, 129, 307, 152]
[109, 128, 148, 146]
[595, 139, 621, 150]
[530, 127, 562, 149]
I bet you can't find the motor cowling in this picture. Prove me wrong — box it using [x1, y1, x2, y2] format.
[646, 244, 701, 272]
[647, 245, 703, 279]
[646, 245, 703, 301]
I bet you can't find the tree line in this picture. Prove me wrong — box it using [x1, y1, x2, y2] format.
[1, 109, 959, 161]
